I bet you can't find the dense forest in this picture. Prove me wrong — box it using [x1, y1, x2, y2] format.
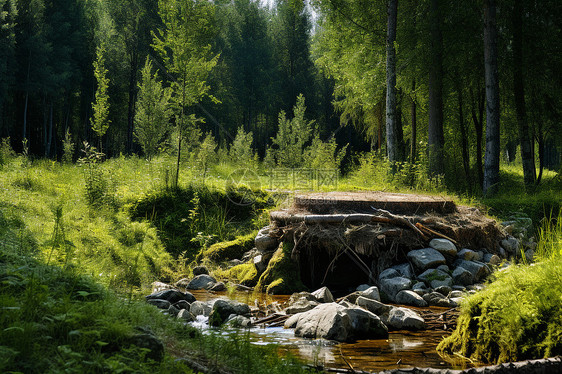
[0, 0, 561, 195]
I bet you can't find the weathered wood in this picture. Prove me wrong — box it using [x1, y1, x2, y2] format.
[415, 222, 458, 244]
[294, 192, 456, 215]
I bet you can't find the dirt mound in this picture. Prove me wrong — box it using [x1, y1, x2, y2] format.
[268, 192, 505, 289]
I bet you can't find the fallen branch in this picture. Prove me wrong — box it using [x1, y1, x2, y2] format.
[415, 222, 457, 244]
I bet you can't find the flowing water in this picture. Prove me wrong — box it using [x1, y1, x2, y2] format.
[187, 289, 471, 372]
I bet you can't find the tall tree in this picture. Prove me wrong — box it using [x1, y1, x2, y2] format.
[385, 0, 401, 164]
[134, 57, 171, 159]
[153, 0, 218, 187]
[427, 0, 444, 175]
[511, 0, 535, 188]
[90, 46, 111, 150]
[483, 0, 501, 195]
[0, 0, 17, 137]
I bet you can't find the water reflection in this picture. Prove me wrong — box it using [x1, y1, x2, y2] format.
[186, 289, 467, 372]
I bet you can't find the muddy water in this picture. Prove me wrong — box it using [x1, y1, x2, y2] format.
[188, 289, 471, 372]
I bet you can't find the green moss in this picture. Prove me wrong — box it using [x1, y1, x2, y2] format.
[217, 262, 259, 287]
[202, 233, 256, 262]
[256, 242, 305, 295]
[437, 258, 562, 364]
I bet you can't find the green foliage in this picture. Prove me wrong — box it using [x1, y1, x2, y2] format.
[130, 185, 269, 259]
[79, 142, 116, 209]
[197, 132, 217, 178]
[256, 241, 305, 295]
[229, 126, 256, 167]
[305, 135, 348, 171]
[271, 94, 314, 168]
[90, 46, 111, 146]
[62, 129, 75, 164]
[535, 209, 562, 261]
[217, 262, 259, 287]
[0, 137, 14, 166]
[437, 258, 562, 364]
[135, 57, 173, 160]
[201, 233, 255, 263]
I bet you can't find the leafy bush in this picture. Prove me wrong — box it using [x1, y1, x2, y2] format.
[271, 94, 314, 168]
[229, 126, 256, 167]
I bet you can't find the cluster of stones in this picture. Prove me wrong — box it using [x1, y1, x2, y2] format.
[283, 285, 425, 343]
[377, 237, 517, 308]
[145, 266, 255, 327]
[145, 285, 254, 328]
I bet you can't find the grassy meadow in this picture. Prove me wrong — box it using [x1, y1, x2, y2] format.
[0, 141, 561, 371]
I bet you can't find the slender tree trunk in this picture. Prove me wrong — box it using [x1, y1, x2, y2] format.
[127, 49, 138, 154]
[386, 0, 399, 164]
[483, 0, 501, 195]
[512, 0, 535, 189]
[23, 52, 31, 142]
[471, 88, 485, 188]
[378, 99, 383, 152]
[23, 91, 29, 142]
[456, 85, 471, 191]
[536, 126, 544, 185]
[428, 0, 444, 176]
[410, 79, 417, 163]
[46, 101, 53, 158]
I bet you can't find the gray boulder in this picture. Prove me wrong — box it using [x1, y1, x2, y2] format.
[423, 292, 456, 307]
[312, 286, 335, 303]
[386, 307, 425, 330]
[226, 315, 252, 328]
[146, 299, 171, 309]
[356, 284, 370, 292]
[455, 260, 491, 282]
[146, 289, 196, 304]
[286, 298, 320, 314]
[458, 248, 478, 261]
[186, 274, 217, 290]
[483, 253, 501, 265]
[448, 290, 464, 299]
[417, 268, 449, 283]
[356, 296, 392, 315]
[430, 276, 453, 289]
[391, 263, 414, 279]
[501, 236, 520, 253]
[525, 249, 535, 262]
[167, 305, 180, 317]
[379, 276, 412, 302]
[288, 292, 317, 304]
[177, 309, 195, 322]
[209, 299, 251, 327]
[190, 301, 212, 317]
[434, 285, 452, 296]
[429, 239, 457, 257]
[452, 266, 474, 286]
[379, 268, 400, 280]
[407, 248, 446, 271]
[285, 303, 352, 342]
[359, 286, 381, 302]
[255, 226, 277, 251]
[172, 300, 191, 311]
[437, 264, 450, 273]
[345, 307, 388, 339]
[395, 290, 428, 307]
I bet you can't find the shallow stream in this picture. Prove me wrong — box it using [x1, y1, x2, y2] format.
[188, 289, 471, 372]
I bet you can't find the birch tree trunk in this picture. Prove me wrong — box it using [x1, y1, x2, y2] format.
[386, 0, 399, 164]
[428, 0, 444, 176]
[483, 0, 501, 195]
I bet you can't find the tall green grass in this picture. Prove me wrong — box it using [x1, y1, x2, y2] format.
[437, 211, 562, 364]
